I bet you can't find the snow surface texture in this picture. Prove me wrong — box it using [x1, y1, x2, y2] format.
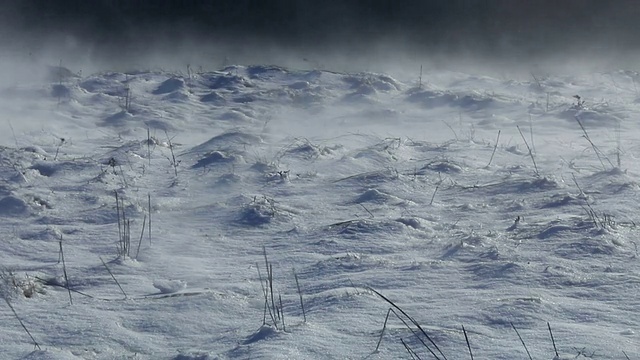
[0, 62, 638, 360]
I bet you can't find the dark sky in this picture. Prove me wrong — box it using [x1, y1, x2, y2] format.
[3, 1, 640, 69]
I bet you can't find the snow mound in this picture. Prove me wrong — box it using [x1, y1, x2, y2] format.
[422, 160, 464, 173]
[247, 65, 288, 79]
[45, 66, 79, 83]
[20, 349, 81, 360]
[192, 151, 243, 168]
[0, 195, 29, 216]
[343, 74, 401, 92]
[172, 353, 215, 360]
[395, 217, 423, 229]
[282, 140, 337, 160]
[153, 77, 185, 95]
[188, 131, 262, 155]
[79, 75, 127, 96]
[205, 73, 253, 90]
[406, 88, 498, 110]
[218, 109, 254, 122]
[243, 325, 279, 344]
[238, 200, 277, 226]
[153, 279, 187, 294]
[101, 110, 134, 127]
[353, 188, 402, 204]
[288, 81, 310, 90]
[199, 91, 225, 103]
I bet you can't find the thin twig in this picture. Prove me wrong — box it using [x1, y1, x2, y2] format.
[462, 325, 474, 360]
[124, 219, 130, 257]
[148, 193, 152, 246]
[442, 120, 459, 141]
[378, 307, 439, 359]
[574, 116, 614, 170]
[293, 268, 306, 323]
[359, 203, 374, 219]
[376, 308, 393, 352]
[571, 173, 585, 197]
[59, 238, 73, 305]
[99, 257, 127, 299]
[147, 127, 151, 166]
[529, 114, 536, 154]
[135, 215, 147, 259]
[165, 131, 179, 178]
[517, 125, 539, 177]
[263, 247, 275, 320]
[430, 184, 440, 205]
[573, 174, 602, 228]
[269, 263, 277, 322]
[8, 120, 19, 148]
[547, 322, 559, 357]
[368, 286, 447, 360]
[511, 322, 533, 360]
[117, 163, 129, 188]
[530, 71, 542, 89]
[487, 130, 501, 167]
[279, 293, 286, 332]
[430, 173, 442, 206]
[115, 191, 122, 252]
[256, 263, 269, 325]
[54, 138, 65, 161]
[258, 250, 278, 329]
[4, 297, 41, 350]
[401, 338, 422, 360]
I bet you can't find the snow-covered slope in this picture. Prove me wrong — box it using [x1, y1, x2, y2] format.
[0, 62, 638, 359]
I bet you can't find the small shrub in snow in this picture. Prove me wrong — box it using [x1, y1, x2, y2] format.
[0, 271, 43, 299]
[239, 195, 278, 225]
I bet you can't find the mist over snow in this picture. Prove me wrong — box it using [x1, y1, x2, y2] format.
[0, 1, 639, 359]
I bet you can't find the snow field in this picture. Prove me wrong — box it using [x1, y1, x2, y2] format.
[0, 63, 638, 359]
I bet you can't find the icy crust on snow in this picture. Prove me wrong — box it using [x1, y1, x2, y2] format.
[0, 64, 638, 359]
